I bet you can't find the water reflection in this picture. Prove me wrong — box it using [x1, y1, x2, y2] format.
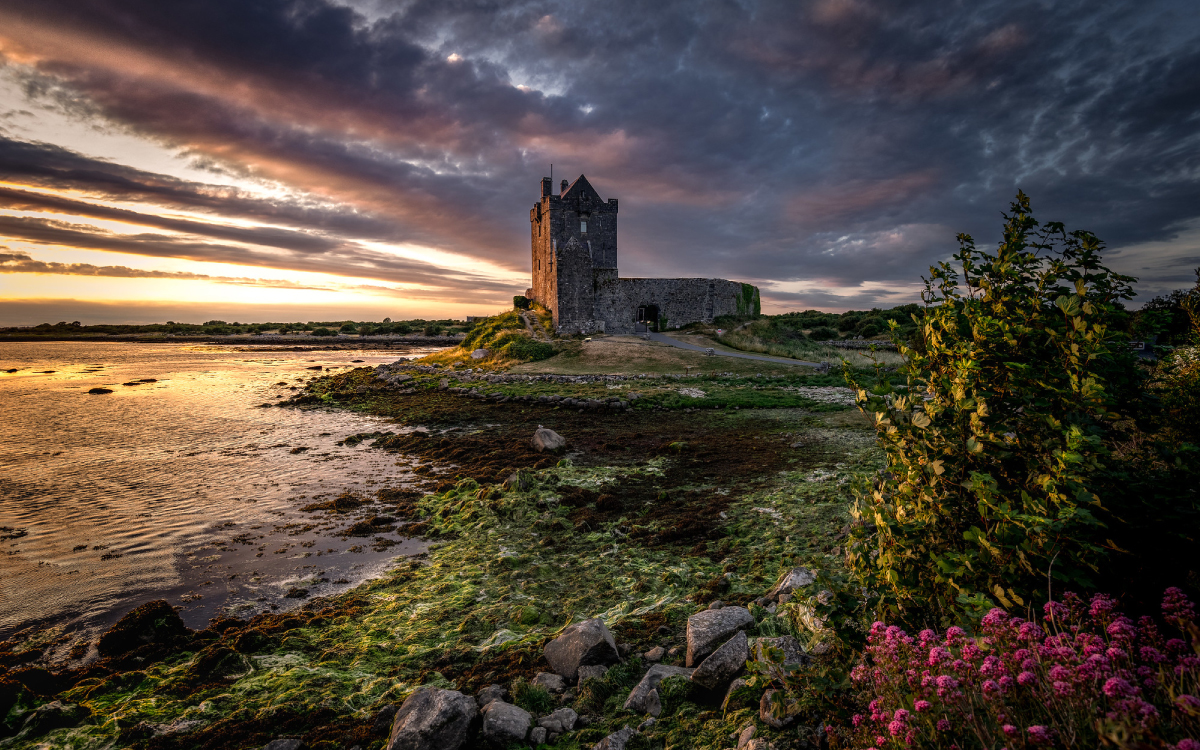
[0, 341, 436, 643]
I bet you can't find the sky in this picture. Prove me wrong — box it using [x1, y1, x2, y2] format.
[0, 0, 1198, 325]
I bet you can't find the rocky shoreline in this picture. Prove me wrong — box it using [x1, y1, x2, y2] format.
[1, 360, 878, 749]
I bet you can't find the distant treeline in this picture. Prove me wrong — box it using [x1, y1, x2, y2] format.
[716, 288, 1195, 346]
[0, 318, 473, 338]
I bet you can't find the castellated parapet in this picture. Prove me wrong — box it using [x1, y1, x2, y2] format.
[528, 175, 759, 334]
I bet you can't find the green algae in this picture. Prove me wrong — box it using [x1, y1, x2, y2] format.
[4, 373, 881, 749]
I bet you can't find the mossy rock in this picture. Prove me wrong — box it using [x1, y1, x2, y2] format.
[96, 600, 190, 657]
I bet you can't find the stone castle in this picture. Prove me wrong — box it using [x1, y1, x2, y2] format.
[526, 174, 759, 334]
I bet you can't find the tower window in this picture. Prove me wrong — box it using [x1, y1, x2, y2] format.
[580, 220, 588, 233]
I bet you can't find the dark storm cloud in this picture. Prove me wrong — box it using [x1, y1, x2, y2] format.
[0, 0, 1197, 308]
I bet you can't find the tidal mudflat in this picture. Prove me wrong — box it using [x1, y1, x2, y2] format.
[0, 342, 443, 649]
[0, 339, 885, 749]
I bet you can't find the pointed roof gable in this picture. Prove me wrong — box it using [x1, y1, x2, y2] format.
[561, 174, 602, 203]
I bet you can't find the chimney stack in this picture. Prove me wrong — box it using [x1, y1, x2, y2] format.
[541, 177, 552, 197]
[561, 179, 568, 193]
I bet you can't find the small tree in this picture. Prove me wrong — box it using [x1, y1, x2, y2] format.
[845, 192, 1138, 624]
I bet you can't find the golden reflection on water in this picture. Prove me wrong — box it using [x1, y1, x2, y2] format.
[0, 341, 434, 642]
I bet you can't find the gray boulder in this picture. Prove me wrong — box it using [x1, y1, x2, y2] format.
[538, 707, 578, 734]
[751, 635, 808, 667]
[690, 631, 748, 689]
[480, 700, 531, 744]
[532, 427, 567, 453]
[529, 727, 548, 745]
[766, 567, 815, 601]
[543, 618, 619, 682]
[263, 741, 302, 750]
[576, 664, 609, 683]
[372, 704, 398, 733]
[759, 688, 796, 729]
[475, 684, 507, 708]
[686, 606, 753, 667]
[622, 664, 693, 712]
[470, 348, 489, 360]
[533, 671, 567, 693]
[736, 724, 757, 749]
[386, 688, 478, 750]
[721, 678, 750, 711]
[643, 646, 664, 662]
[594, 726, 638, 750]
[645, 688, 662, 717]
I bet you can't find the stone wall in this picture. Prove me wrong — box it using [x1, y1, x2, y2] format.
[589, 277, 747, 334]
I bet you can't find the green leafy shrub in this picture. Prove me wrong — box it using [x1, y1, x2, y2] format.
[513, 295, 531, 310]
[311, 327, 336, 336]
[808, 326, 838, 341]
[844, 192, 1142, 623]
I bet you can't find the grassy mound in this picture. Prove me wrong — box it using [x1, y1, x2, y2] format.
[421, 309, 557, 369]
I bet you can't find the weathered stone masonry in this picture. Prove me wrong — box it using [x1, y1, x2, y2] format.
[528, 175, 760, 334]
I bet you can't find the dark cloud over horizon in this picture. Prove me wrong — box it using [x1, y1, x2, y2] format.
[0, 0, 1198, 314]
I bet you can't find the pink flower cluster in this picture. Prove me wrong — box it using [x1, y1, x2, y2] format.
[846, 589, 1200, 749]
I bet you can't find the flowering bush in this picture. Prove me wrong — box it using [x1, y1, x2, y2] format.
[844, 193, 1140, 620]
[842, 588, 1200, 749]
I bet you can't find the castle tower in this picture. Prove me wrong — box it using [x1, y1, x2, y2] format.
[529, 175, 618, 330]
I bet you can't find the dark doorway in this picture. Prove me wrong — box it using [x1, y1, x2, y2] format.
[636, 304, 660, 332]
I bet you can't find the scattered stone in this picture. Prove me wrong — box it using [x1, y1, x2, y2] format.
[529, 727, 548, 745]
[645, 688, 662, 717]
[708, 600, 724, 610]
[750, 635, 808, 667]
[537, 707, 578, 734]
[474, 684, 507, 708]
[667, 646, 681, 657]
[386, 687, 478, 750]
[745, 740, 774, 750]
[766, 567, 816, 601]
[532, 426, 567, 453]
[721, 678, 750, 711]
[470, 349, 489, 360]
[623, 664, 693, 712]
[577, 664, 609, 682]
[643, 646, 665, 662]
[87, 387, 113, 394]
[686, 606, 753, 667]
[263, 740, 302, 750]
[372, 704, 398, 733]
[533, 671, 567, 693]
[691, 630, 748, 689]
[617, 642, 634, 657]
[736, 724, 757, 749]
[759, 688, 795, 729]
[593, 726, 637, 750]
[480, 700, 531, 744]
[543, 618, 619, 682]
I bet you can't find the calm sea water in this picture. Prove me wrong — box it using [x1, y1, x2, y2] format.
[0, 341, 435, 648]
